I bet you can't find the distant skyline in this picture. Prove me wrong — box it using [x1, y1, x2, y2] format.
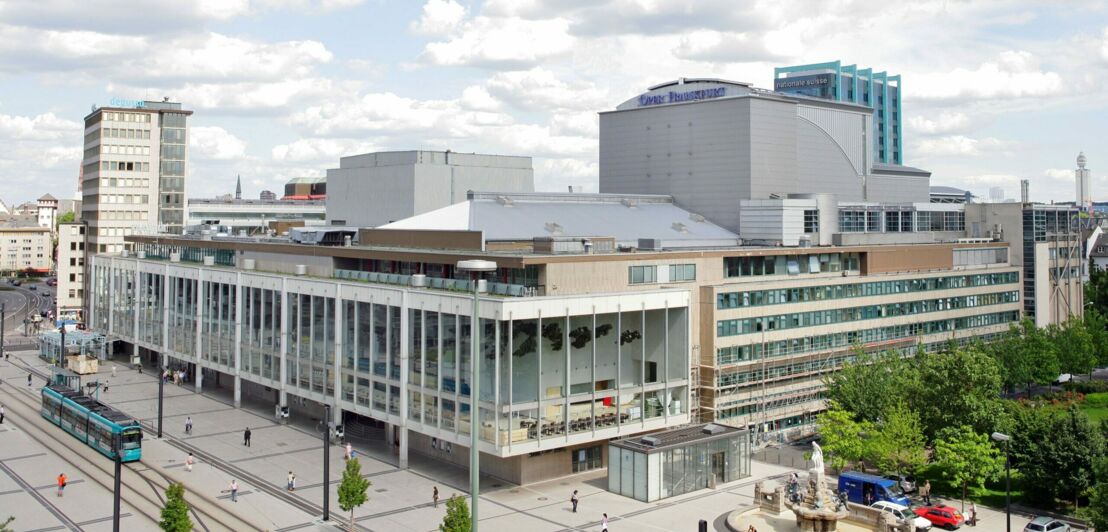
[0, 0, 1106, 207]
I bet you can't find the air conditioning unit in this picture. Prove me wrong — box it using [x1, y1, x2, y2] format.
[202, 256, 215, 266]
[638, 238, 662, 251]
[410, 274, 427, 287]
[136, 250, 146, 259]
[294, 264, 307, 276]
[641, 436, 660, 447]
[702, 424, 726, 435]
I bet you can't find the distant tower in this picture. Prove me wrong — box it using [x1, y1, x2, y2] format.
[989, 186, 1004, 202]
[1076, 152, 1091, 211]
[235, 174, 242, 200]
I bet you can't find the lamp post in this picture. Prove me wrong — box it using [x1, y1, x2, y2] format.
[112, 438, 122, 532]
[157, 363, 164, 438]
[991, 432, 1011, 532]
[323, 403, 331, 521]
[456, 259, 496, 532]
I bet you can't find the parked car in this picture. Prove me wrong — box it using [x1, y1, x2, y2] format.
[871, 501, 931, 531]
[883, 473, 917, 493]
[914, 505, 964, 530]
[28, 285, 36, 291]
[1023, 516, 1071, 532]
[11, 280, 21, 286]
[46, 278, 57, 286]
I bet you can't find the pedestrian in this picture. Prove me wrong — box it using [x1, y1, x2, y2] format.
[921, 480, 931, 505]
[345, 442, 353, 460]
[185, 453, 194, 472]
[571, 489, 579, 513]
[185, 416, 193, 435]
[27, 373, 32, 386]
[969, 502, 977, 526]
[243, 427, 251, 446]
[57, 473, 67, 497]
[0, 404, 4, 424]
[601, 513, 609, 532]
[433, 486, 439, 508]
[227, 479, 238, 502]
[287, 471, 296, 491]
[111, 365, 117, 378]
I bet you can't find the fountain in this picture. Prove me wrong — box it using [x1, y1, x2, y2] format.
[783, 442, 850, 531]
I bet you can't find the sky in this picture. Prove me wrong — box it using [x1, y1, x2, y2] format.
[1, 0, 1107, 207]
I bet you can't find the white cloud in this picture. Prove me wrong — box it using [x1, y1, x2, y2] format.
[128, 33, 333, 84]
[419, 16, 575, 68]
[485, 68, 608, 111]
[289, 91, 515, 136]
[271, 138, 380, 163]
[907, 111, 971, 135]
[0, 111, 81, 141]
[110, 77, 337, 112]
[411, 0, 467, 36]
[914, 135, 1013, 157]
[910, 51, 1064, 100]
[190, 126, 247, 160]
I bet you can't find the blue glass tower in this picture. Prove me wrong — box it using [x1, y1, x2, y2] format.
[774, 61, 902, 165]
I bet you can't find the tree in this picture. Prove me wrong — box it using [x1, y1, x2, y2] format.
[824, 348, 915, 424]
[1087, 266, 1108, 318]
[338, 458, 370, 531]
[990, 319, 1059, 396]
[1010, 405, 1104, 508]
[911, 346, 1008, 439]
[1085, 309, 1108, 369]
[869, 402, 926, 475]
[57, 211, 75, 224]
[1049, 319, 1097, 376]
[1086, 458, 1108, 531]
[932, 426, 1004, 512]
[159, 482, 193, 532]
[0, 516, 13, 532]
[440, 494, 472, 532]
[816, 401, 874, 471]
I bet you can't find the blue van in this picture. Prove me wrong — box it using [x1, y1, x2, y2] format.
[837, 471, 911, 507]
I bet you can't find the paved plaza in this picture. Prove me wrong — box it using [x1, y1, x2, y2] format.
[0, 346, 1050, 531]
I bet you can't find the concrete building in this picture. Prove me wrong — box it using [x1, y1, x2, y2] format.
[965, 202, 1084, 327]
[1077, 152, 1092, 212]
[599, 79, 928, 233]
[0, 222, 53, 275]
[774, 61, 902, 165]
[81, 99, 192, 253]
[990, 187, 1005, 202]
[56, 222, 87, 321]
[37, 194, 58, 230]
[186, 198, 326, 235]
[283, 176, 326, 200]
[326, 151, 534, 228]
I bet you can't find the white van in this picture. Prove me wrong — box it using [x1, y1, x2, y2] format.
[871, 501, 932, 531]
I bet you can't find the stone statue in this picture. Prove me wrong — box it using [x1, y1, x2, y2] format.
[811, 442, 824, 472]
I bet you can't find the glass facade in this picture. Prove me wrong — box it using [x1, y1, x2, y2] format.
[608, 425, 750, 501]
[89, 257, 692, 455]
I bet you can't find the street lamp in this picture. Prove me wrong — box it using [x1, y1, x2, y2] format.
[323, 403, 332, 521]
[456, 259, 496, 532]
[991, 432, 1011, 532]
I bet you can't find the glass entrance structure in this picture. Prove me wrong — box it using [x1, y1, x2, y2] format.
[608, 423, 750, 501]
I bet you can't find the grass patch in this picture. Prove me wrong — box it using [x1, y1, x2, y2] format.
[915, 463, 1022, 510]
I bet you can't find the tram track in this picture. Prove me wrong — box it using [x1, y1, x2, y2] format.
[0, 364, 268, 531]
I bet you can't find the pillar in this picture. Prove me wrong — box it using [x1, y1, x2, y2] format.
[234, 374, 242, 408]
[398, 426, 409, 469]
[196, 367, 203, 393]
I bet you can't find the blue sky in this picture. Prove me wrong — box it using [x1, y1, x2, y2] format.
[1, 0, 1106, 207]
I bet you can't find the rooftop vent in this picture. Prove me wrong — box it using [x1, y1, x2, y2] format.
[410, 274, 427, 288]
[641, 436, 660, 447]
[294, 264, 307, 276]
[702, 423, 726, 435]
[496, 195, 513, 206]
[621, 198, 638, 208]
[689, 213, 706, 223]
[242, 258, 256, 270]
[544, 222, 563, 235]
[671, 222, 689, 233]
[638, 238, 662, 251]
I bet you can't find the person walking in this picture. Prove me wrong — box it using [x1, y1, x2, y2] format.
[185, 453, 194, 473]
[27, 373, 32, 386]
[227, 480, 238, 502]
[571, 489, 579, 513]
[287, 471, 296, 491]
[1, 404, 4, 424]
[57, 473, 67, 497]
[969, 502, 977, 526]
[921, 480, 931, 505]
[345, 442, 353, 460]
[433, 486, 439, 508]
[111, 365, 117, 378]
[601, 513, 609, 532]
[243, 427, 251, 447]
[185, 416, 193, 435]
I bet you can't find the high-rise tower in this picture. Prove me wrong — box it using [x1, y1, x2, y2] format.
[1076, 152, 1091, 211]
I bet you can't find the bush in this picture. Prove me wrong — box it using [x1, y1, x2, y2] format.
[1085, 392, 1108, 408]
[1064, 380, 1108, 394]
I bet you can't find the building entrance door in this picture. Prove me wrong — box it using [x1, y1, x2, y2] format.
[711, 451, 726, 483]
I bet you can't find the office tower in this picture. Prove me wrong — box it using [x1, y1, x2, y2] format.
[1077, 152, 1091, 211]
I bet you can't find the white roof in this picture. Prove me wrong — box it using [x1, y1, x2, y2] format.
[381, 192, 739, 248]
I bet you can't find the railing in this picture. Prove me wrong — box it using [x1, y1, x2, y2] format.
[333, 269, 541, 297]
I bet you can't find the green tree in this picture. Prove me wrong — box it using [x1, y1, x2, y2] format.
[990, 319, 1059, 396]
[440, 494, 472, 532]
[1010, 405, 1104, 508]
[1087, 266, 1108, 318]
[0, 516, 14, 532]
[57, 211, 75, 224]
[338, 458, 371, 531]
[158, 482, 193, 532]
[1049, 319, 1097, 376]
[1086, 458, 1108, 531]
[816, 401, 874, 471]
[911, 346, 1008, 439]
[1085, 309, 1108, 368]
[824, 348, 915, 424]
[869, 402, 927, 475]
[932, 426, 1004, 512]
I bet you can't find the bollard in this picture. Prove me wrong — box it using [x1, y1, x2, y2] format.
[698, 519, 708, 532]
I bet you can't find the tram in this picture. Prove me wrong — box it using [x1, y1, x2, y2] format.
[40, 385, 143, 462]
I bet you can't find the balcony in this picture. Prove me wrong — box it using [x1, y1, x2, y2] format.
[334, 269, 542, 297]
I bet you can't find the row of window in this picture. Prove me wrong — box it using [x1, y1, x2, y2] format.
[716, 271, 1019, 309]
[102, 127, 150, 140]
[628, 264, 697, 285]
[102, 145, 151, 156]
[717, 291, 1019, 337]
[100, 161, 151, 172]
[724, 253, 861, 278]
[98, 211, 148, 221]
[715, 310, 1019, 365]
[103, 111, 150, 123]
[102, 178, 150, 189]
[715, 385, 825, 420]
[838, 210, 965, 233]
[99, 194, 149, 205]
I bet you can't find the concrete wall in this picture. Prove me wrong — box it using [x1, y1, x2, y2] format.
[866, 175, 930, 203]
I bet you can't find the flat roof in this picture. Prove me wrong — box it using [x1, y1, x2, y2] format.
[611, 423, 747, 454]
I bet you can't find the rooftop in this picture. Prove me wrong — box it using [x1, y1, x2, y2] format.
[610, 423, 747, 454]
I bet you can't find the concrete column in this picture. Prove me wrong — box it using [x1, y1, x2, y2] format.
[397, 290, 409, 468]
[398, 424, 408, 469]
[234, 272, 243, 408]
[196, 365, 203, 393]
[279, 277, 288, 407]
[333, 283, 343, 419]
[234, 374, 242, 408]
[196, 270, 204, 394]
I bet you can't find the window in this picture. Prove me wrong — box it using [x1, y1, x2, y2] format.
[629, 265, 657, 284]
[669, 264, 696, 282]
[803, 210, 819, 234]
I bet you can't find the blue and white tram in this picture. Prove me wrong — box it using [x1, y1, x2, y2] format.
[41, 385, 143, 462]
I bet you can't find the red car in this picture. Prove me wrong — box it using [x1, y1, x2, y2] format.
[914, 505, 964, 529]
